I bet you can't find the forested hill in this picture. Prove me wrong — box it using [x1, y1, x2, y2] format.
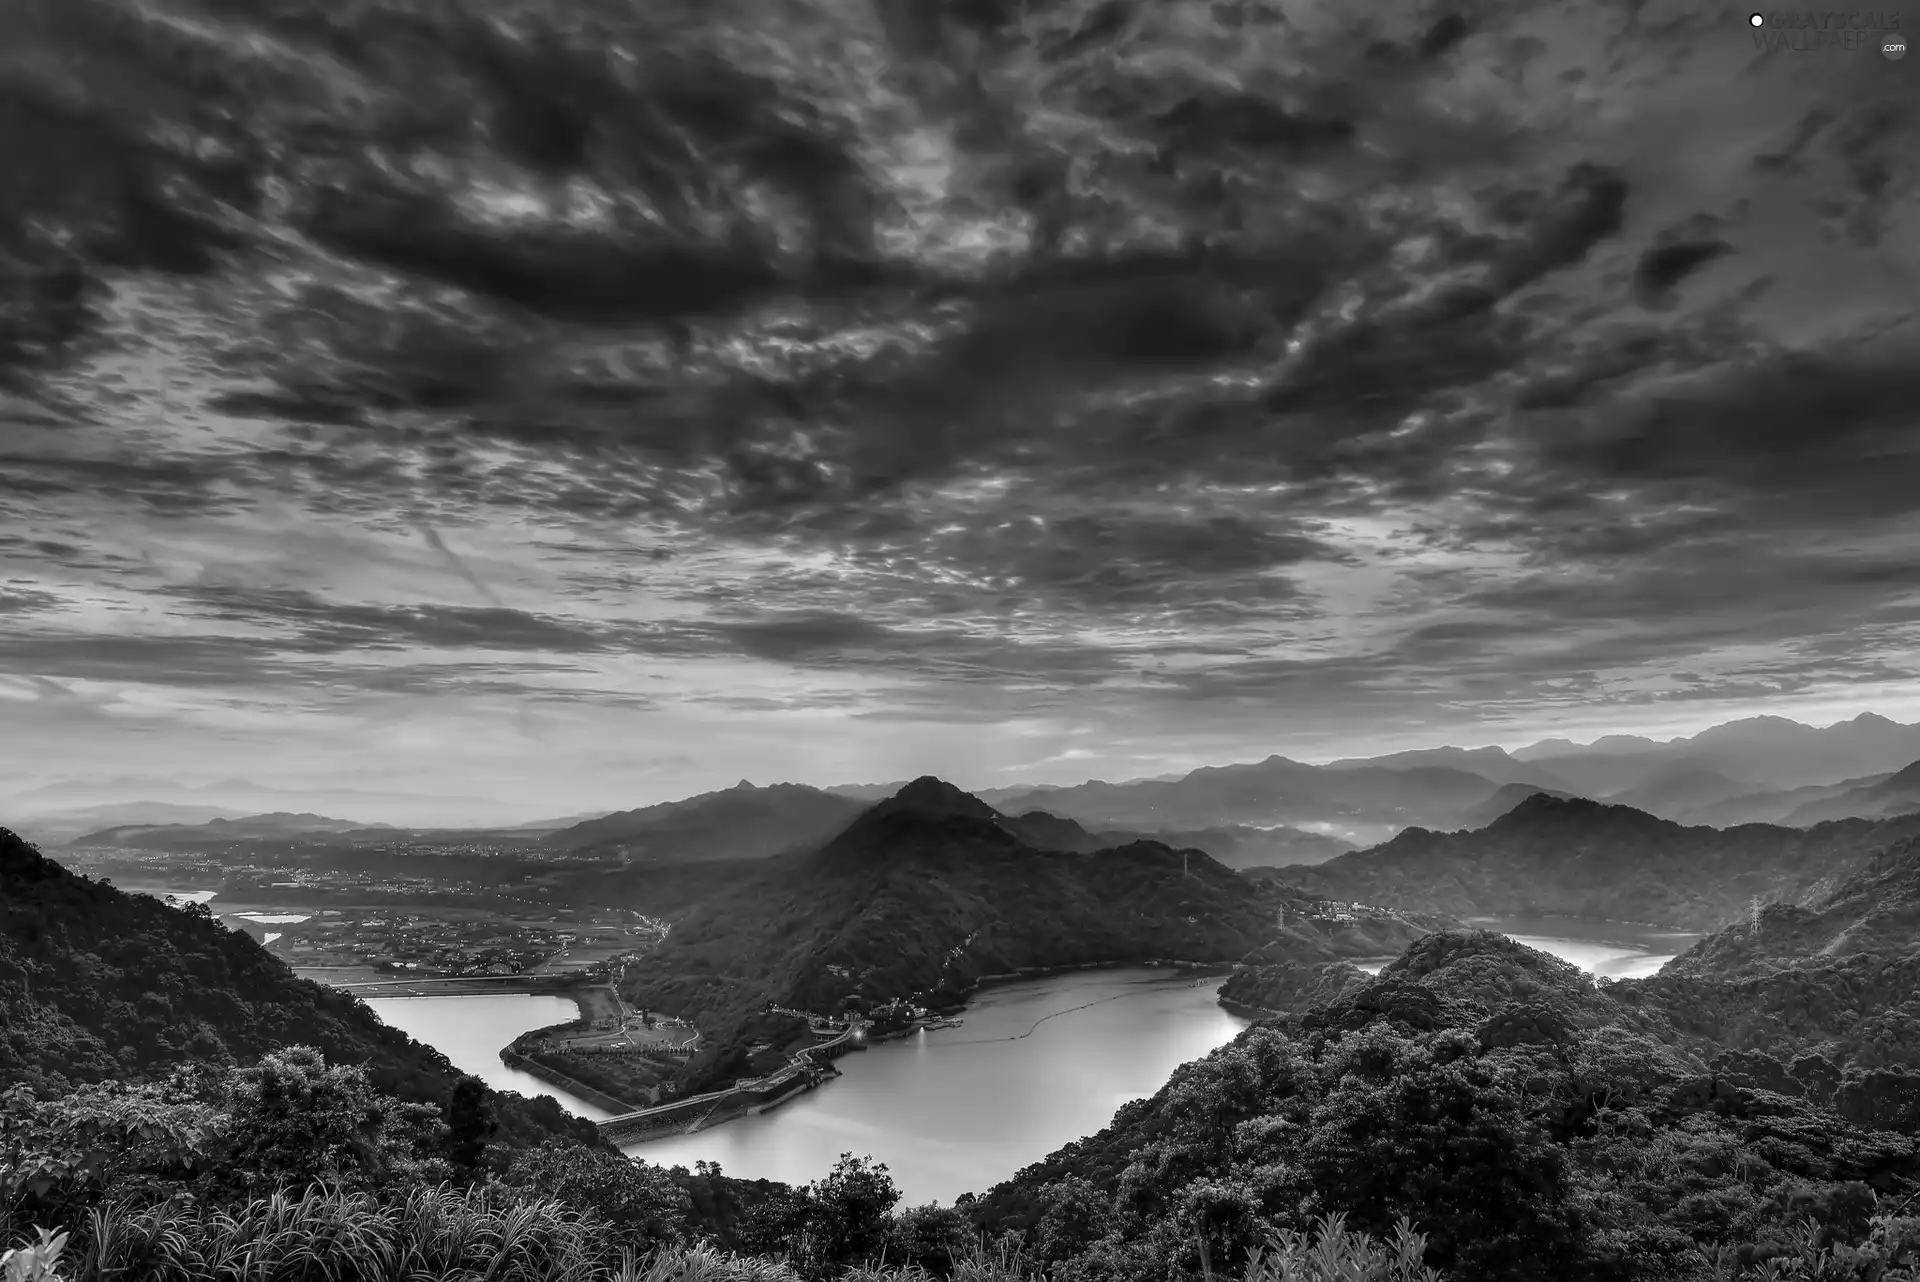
[1268, 794, 1920, 931]
[619, 778, 1279, 1064]
[1631, 835, 1920, 1130]
[0, 827, 600, 1150]
[970, 930, 1920, 1281]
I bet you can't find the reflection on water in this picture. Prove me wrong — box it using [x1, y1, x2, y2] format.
[365, 994, 610, 1121]
[1357, 918, 1702, 978]
[624, 968, 1247, 1205]
[1472, 915, 1703, 978]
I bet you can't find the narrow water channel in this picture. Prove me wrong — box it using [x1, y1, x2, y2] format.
[364, 993, 612, 1121]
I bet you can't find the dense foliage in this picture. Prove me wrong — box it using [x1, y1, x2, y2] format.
[1216, 960, 1372, 1018]
[0, 828, 598, 1151]
[1630, 836, 1920, 1132]
[973, 932, 1920, 1282]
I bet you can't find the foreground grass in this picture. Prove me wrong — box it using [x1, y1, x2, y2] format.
[3, 1186, 1447, 1282]
[11, 1183, 1920, 1280]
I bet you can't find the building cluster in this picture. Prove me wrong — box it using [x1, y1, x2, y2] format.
[281, 916, 571, 973]
[1280, 899, 1405, 926]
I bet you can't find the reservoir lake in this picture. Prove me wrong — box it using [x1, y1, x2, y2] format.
[366, 994, 612, 1121]
[625, 967, 1245, 1205]
[345, 917, 1704, 1204]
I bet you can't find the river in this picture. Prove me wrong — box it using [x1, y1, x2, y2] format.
[624, 967, 1246, 1205]
[365, 994, 613, 1121]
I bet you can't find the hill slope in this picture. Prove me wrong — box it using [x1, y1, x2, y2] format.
[972, 930, 1920, 1280]
[618, 778, 1284, 1071]
[1268, 795, 1920, 930]
[1783, 759, 1920, 827]
[71, 811, 381, 848]
[1633, 836, 1920, 1130]
[544, 782, 867, 863]
[992, 757, 1503, 838]
[0, 827, 599, 1150]
[1457, 781, 1583, 829]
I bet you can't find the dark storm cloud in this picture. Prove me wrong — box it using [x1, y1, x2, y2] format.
[1469, 553, 1920, 620]
[714, 610, 1129, 685]
[1523, 340, 1920, 521]
[0, 586, 63, 614]
[4, 0, 1918, 785]
[717, 612, 902, 662]
[0, 629, 615, 696]
[0, 452, 249, 515]
[172, 587, 633, 653]
[0, 634, 328, 687]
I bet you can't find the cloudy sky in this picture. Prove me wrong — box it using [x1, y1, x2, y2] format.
[1, 0, 1917, 821]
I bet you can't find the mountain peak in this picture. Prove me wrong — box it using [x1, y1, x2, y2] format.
[876, 776, 1002, 822]
[732, 779, 756, 791]
[1493, 792, 1608, 824]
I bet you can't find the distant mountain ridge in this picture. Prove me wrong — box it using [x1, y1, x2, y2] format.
[1320, 744, 1574, 791]
[71, 811, 390, 848]
[987, 756, 1506, 840]
[33, 713, 1920, 850]
[1510, 713, 1920, 796]
[1264, 793, 1920, 931]
[808, 717, 1920, 846]
[1780, 758, 1920, 826]
[543, 781, 868, 863]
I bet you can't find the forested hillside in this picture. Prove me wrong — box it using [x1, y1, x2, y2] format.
[971, 931, 1920, 1282]
[0, 826, 598, 1150]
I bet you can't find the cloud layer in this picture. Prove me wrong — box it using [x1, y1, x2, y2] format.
[1, 0, 1916, 814]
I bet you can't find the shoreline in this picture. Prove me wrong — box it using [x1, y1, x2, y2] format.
[1463, 913, 1702, 934]
[1216, 996, 1284, 1021]
[607, 959, 1237, 1147]
[304, 969, 596, 998]
[951, 957, 1236, 1005]
[498, 1048, 637, 1115]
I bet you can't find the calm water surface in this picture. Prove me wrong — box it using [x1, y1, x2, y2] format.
[366, 994, 611, 1121]
[625, 968, 1247, 1204]
[1354, 916, 1703, 978]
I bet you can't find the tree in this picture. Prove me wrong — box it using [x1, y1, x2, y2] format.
[1030, 1175, 1112, 1266]
[0, 1079, 219, 1245]
[501, 1141, 690, 1252]
[1297, 1050, 1600, 1281]
[885, 1202, 976, 1274]
[443, 1075, 496, 1180]
[806, 1152, 900, 1269]
[210, 1046, 447, 1200]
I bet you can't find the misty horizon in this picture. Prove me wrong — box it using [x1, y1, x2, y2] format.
[7, 707, 1915, 829]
